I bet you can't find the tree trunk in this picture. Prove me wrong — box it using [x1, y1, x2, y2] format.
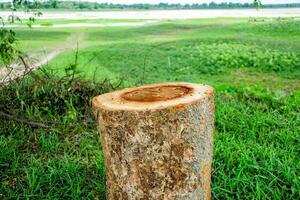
[92, 82, 214, 200]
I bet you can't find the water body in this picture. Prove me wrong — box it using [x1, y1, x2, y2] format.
[3, 21, 156, 28]
[0, 8, 300, 20]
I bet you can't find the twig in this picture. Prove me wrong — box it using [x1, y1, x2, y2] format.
[19, 54, 30, 71]
[0, 111, 50, 129]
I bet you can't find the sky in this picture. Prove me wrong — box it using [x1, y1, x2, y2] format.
[0, 0, 299, 4]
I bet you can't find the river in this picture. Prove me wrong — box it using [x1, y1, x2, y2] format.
[0, 8, 300, 20]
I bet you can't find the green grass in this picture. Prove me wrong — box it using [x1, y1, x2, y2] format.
[1, 18, 300, 199]
[13, 28, 71, 53]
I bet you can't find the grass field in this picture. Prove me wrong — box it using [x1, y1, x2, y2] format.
[1, 18, 300, 199]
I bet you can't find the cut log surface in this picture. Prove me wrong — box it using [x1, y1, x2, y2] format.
[92, 82, 215, 200]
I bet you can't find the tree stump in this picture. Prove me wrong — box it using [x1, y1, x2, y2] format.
[92, 82, 214, 200]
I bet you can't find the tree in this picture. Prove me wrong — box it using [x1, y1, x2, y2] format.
[254, 0, 263, 8]
[50, 0, 57, 9]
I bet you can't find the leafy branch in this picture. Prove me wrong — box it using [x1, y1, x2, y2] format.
[254, 0, 263, 9]
[0, 0, 42, 84]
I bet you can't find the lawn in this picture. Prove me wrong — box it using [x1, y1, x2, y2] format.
[1, 18, 300, 199]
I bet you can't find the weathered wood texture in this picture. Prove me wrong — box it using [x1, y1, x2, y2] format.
[93, 82, 214, 200]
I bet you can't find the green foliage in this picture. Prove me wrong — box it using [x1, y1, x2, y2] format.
[1, 1, 299, 10]
[254, 0, 263, 9]
[0, 29, 20, 65]
[172, 42, 300, 74]
[0, 0, 41, 67]
[250, 21, 300, 37]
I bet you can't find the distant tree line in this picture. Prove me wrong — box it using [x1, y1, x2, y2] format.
[0, 1, 300, 10]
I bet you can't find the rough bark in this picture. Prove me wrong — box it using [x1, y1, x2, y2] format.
[92, 82, 214, 200]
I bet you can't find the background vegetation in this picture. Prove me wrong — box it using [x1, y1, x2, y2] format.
[0, 1, 299, 10]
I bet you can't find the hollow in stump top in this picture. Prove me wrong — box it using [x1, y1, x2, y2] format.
[92, 82, 214, 111]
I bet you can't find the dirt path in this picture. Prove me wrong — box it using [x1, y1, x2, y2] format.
[0, 31, 85, 84]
